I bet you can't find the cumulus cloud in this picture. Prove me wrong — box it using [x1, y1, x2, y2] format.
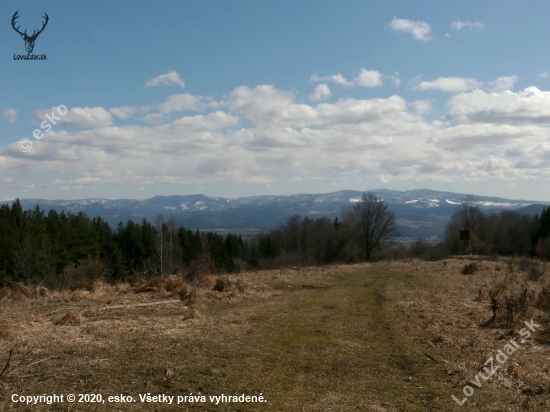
[3, 108, 18, 124]
[446, 86, 550, 124]
[35, 106, 113, 128]
[355, 69, 383, 88]
[412, 100, 432, 115]
[389, 17, 432, 41]
[414, 77, 482, 92]
[539, 71, 550, 79]
[312, 69, 387, 88]
[450, 20, 484, 31]
[110, 106, 137, 120]
[488, 75, 518, 92]
[310, 73, 352, 86]
[145, 71, 185, 88]
[6, 81, 550, 193]
[309, 84, 331, 101]
[158, 93, 205, 113]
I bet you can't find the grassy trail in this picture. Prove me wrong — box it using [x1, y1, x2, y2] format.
[217, 264, 447, 411]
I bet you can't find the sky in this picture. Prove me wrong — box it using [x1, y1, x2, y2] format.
[2, 0, 550, 201]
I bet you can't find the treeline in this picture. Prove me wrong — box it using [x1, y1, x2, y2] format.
[245, 215, 362, 268]
[5, 193, 549, 289]
[0, 193, 395, 287]
[443, 199, 550, 258]
[0, 200, 247, 287]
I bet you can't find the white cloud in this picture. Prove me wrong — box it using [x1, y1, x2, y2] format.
[450, 20, 484, 31]
[35, 106, 113, 128]
[309, 84, 331, 101]
[355, 69, 383, 88]
[488, 75, 518, 92]
[539, 71, 550, 79]
[312, 69, 387, 88]
[389, 17, 432, 41]
[310, 73, 352, 86]
[145, 70, 185, 88]
[386, 73, 401, 87]
[155, 93, 224, 114]
[3, 108, 18, 124]
[412, 100, 432, 115]
[446, 87, 550, 124]
[414, 77, 482, 92]
[142, 113, 168, 124]
[7, 81, 550, 194]
[158, 93, 204, 113]
[110, 106, 137, 120]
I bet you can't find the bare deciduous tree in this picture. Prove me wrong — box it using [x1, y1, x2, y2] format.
[154, 214, 165, 274]
[456, 195, 483, 231]
[341, 192, 399, 260]
[167, 217, 177, 272]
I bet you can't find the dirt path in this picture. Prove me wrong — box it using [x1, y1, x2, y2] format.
[218, 264, 448, 411]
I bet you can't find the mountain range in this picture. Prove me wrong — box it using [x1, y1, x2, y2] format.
[3, 189, 549, 242]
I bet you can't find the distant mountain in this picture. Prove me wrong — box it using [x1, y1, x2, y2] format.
[3, 189, 548, 242]
[514, 204, 548, 217]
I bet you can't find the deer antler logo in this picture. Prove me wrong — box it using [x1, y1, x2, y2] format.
[11, 11, 49, 54]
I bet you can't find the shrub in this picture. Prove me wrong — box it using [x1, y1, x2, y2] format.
[58, 258, 109, 291]
[461, 262, 479, 275]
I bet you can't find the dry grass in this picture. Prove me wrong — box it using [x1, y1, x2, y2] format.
[0, 260, 549, 410]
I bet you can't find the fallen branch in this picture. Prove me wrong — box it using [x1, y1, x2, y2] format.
[0, 346, 15, 378]
[99, 299, 181, 310]
[424, 352, 439, 363]
[6, 356, 56, 376]
[43, 308, 76, 316]
[42, 299, 182, 316]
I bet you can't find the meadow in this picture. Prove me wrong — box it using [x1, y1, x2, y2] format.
[1, 258, 549, 411]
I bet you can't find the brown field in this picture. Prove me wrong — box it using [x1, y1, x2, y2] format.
[1, 258, 550, 411]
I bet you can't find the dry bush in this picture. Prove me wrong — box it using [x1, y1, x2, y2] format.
[211, 276, 249, 294]
[177, 284, 195, 302]
[133, 275, 189, 298]
[0, 283, 50, 301]
[231, 257, 249, 273]
[536, 284, 550, 311]
[0, 320, 16, 341]
[164, 275, 185, 292]
[185, 253, 212, 283]
[11, 283, 35, 299]
[134, 276, 165, 293]
[236, 278, 248, 293]
[461, 262, 479, 275]
[345, 253, 361, 265]
[54, 312, 81, 326]
[60, 258, 109, 291]
[517, 258, 547, 281]
[199, 276, 216, 290]
[213, 277, 232, 292]
[481, 264, 538, 328]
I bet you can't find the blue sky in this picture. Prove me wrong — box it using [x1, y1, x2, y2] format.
[2, 0, 550, 201]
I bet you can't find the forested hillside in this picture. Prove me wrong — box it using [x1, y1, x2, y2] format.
[2, 195, 550, 289]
